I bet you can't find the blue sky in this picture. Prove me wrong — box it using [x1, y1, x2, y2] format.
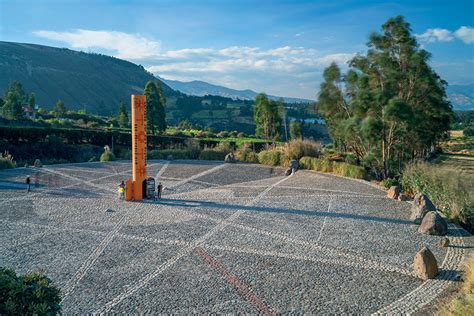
[1, 0, 473, 99]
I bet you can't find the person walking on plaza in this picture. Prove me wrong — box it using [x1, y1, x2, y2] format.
[118, 181, 125, 200]
[26, 176, 31, 193]
[157, 182, 163, 199]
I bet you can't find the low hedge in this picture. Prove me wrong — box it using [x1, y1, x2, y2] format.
[299, 156, 366, 179]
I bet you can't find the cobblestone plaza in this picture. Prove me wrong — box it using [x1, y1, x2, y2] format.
[0, 161, 467, 314]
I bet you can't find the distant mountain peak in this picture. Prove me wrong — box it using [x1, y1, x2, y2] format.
[160, 77, 314, 103]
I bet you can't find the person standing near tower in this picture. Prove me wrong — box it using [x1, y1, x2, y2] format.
[26, 176, 31, 193]
[157, 182, 163, 199]
[119, 181, 126, 200]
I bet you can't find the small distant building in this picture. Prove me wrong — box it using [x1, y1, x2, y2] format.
[22, 104, 37, 119]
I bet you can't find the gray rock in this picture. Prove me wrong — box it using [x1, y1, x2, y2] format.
[224, 153, 236, 163]
[410, 193, 436, 224]
[290, 159, 299, 172]
[386, 186, 400, 200]
[413, 246, 438, 280]
[418, 211, 448, 236]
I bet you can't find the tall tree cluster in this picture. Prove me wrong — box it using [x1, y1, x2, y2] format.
[254, 93, 282, 140]
[117, 101, 129, 128]
[317, 16, 453, 177]
[144, 80, 167, 135]
[1, 81, 25, 120]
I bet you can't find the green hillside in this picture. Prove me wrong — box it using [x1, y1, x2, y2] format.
[0, 41, 176, 115]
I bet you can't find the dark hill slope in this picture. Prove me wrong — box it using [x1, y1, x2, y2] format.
[0, 41, 175, 115]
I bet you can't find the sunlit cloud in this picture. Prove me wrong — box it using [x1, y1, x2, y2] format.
[416, 28, 454, 43]
[33, 29, 162, 59]
[454, 26, 474, 44]
[33, 28, 356, 98]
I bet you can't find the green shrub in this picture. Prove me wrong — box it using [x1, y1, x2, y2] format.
[199, 149, 226, 160]
[236, 148, 259, 163]
[283, 139, 322, 162]
[464, 126, 474, 137]
[100, 147, 116, 162]
[184, 139, 201, 158]
[0, 267, 61, 315]
[344, 154, 357, 165]
[0, 158, 15, 170]
[401, 161, 472, 222]
[299, 156, 365, 179]
[338, 163, 366, 179]
[0, 151, 16, 169]
[258, 150, 283, 166]
[382, 178, 399, 189]
[214, 142, 233, 154]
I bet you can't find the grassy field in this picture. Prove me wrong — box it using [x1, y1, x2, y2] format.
[435, 136, 474, 205]
[431, 136, 474, 315]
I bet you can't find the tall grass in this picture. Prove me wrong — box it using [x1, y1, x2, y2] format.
[0, 151, 16, 169]
[257, 139, 322, 167]
[0, 158, 16, 169]
[299, 156, 366, 179]
[282, 139, 322, 161]
[401, 161, 472, 222]
[258, 149, 283, 166]
[235, 143, 259, 163]
[437, 254, 474, 316]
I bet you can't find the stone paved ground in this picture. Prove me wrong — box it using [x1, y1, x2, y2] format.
[0, 160, 468, 314]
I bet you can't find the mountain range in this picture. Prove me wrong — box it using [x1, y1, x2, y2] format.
[0, 41, 177, 115]
[0, 41, 472, 115]
[160, 78, 313, 104]
[446, 84, 474, 111]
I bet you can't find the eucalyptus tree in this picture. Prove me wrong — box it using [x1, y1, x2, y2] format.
[117, 101, 129, 128]
[254, 93, 282, 140]
[144, 80, 167, 135]
[317, 16, 452, 177]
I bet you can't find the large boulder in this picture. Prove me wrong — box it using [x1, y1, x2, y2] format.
[290, 159, 299, 171]
[410, 193, 436, 224]
[386, 186, 400, 199]
[224, 153, 236, 163]
[418, 211, 448, 236]
[34, 159, 43, 168]
[413, 246, 438, 280]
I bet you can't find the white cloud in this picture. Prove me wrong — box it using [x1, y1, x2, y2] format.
[33, 29, 161, 59]
[454, 26, 474, 44]
[33, 28, 355, 99]
[416, 28, 454, 43]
